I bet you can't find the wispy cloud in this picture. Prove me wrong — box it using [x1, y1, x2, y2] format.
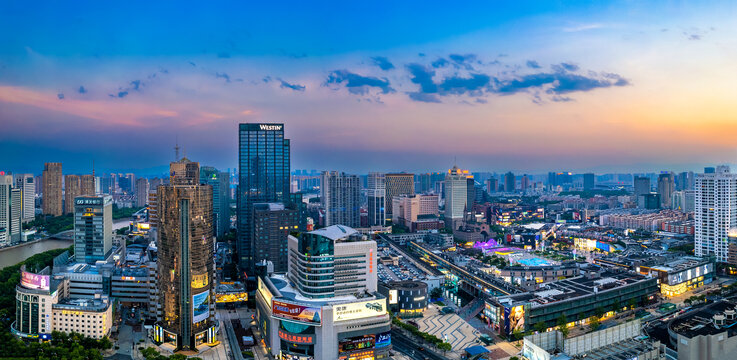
[563, 23, 604, 32]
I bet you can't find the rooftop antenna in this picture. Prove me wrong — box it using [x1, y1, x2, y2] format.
[174, 136, 180, 161]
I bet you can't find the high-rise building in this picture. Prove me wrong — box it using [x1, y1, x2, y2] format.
[0, 175, 22, 245]
[392, 194, 439, 229]
[321, 171, 360, 228]
[13, 174, 35, 222]
[695, 166, 737, 262]
[366, 172, 386, 226]
[485, 177, 498, 193]
[80, 174, 96, 196]
[238, 123, 290, 272]
[256, 225, 391, 360]
[64, 175, 81, 214]
[200, 167, 230, 238]
[444, 165, 469, 228]
[135, 178, 150, 207]
[385, 173, 414, 219]
[504, 172, 515, 193]
[251, 203, 297, 273]
[633, 176, 651, 199]
[42, 162, 63, 216]
[154, 159, 216, 350]
[658, 173, 675, 209]
[73, 195, 113, 264]
[466, 177, 476, 208]
[170, 159, 200, 185]
[547, 172, 557, 190]
[583, 173, 595, 191]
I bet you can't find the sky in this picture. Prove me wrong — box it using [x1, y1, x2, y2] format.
[1, 1, 737, 176]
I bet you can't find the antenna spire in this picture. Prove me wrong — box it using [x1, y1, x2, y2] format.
[174, 136, 180, 161]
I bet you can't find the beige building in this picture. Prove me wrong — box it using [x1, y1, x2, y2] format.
[385, 173, 414, 219]
[80, 175, 96, 196]
[391, 194, 438, 227]
[64, 175, 80, 214]
[42, 162, 63, 216]
[52, 298, 112, 339]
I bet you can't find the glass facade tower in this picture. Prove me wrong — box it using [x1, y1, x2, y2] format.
[238, 123, 290, 273]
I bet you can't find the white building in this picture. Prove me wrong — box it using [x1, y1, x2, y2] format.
[256, 225, 391, 360]
[367, 172, 386, 227]
[0, 175, 22, 245]
[695, 165, 737, 262]
[444, 165, 469, 228]
[13, 174, 35, 222]
[321, 171, 361, 228]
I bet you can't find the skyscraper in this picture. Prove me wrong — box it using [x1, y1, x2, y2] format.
[0, 175, 22, 245]
[13, 174, 35, 222]
[251, 203, 297, 273]
[366, 172, 386, 226]
[200, 166, 230, 238]
[321, 171, 360, 227]
[73, 195, 113, 264]
[695, 166, 737, 262]
[42, 162, 62, 216]
[385, 173, 414, 219]
[485, 177, 498, 193]
[64, 175, 81, 214]
[633, 176, 651, 198]
[444, 165, 468, 229]
[135, 178, 150, 207]
[504, 172, 515, 193]
[466, 176, 476, 208]
[657, 173, 675, 209]
[155, 159, 216, 350]
[80, 174, 96, 196]
[583, 173, 595, 191]
[237, 123, 290, 272]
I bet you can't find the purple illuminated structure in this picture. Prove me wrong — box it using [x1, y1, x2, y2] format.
[473, 238, 499, 251]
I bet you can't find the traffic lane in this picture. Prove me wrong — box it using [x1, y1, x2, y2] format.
[391, 329, 448, 360]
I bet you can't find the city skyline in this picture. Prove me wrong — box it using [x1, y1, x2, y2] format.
[2, 2, 737, 174]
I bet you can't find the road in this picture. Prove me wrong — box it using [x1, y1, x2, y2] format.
[391, 329, 451, 360]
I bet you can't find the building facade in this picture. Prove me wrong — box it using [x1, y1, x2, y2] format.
[252, 202, 298, 273]
[74, 195, 113, 264]
[321, 171, 361, 228]
[366, 172, 386, 227]
[444, 166, 469, 228]
[695, 165, 737, 262]
[256, 225, 391, 360]
[42, 162, 63, 216]
[13, 173, 35, 222]
[238, 123, 290, 272]
[135, 177, 149, 207]
[64, 175, 81, 214]
[384, 173, 414, 219]
[154, 159, 216, 351]
[658, 173, 675, 209]
[0, 175, 22, 245]
[634, 176, 651, 200]
[80, 174, 96, 196]
[200, 166, 230, 238]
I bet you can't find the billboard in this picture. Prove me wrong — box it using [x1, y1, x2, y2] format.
[338, 334, 375, 353]
[334, 299, 386, 322]
[192, 291, 210, 324]
[272, 300, 321, 324]
[388, 290, 398, 304]
[21, 271, 50, 291]
[375, 331, 391, 348]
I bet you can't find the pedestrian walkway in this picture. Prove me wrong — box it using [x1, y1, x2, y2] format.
[414, 305, 480, 351]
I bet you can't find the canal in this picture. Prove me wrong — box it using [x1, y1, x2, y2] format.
[0, 239, 73, 269]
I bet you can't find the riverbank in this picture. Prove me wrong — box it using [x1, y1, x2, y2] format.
[0, 238, 73, 269]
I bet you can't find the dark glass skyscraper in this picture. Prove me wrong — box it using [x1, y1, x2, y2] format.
[237, 123, 290, 273]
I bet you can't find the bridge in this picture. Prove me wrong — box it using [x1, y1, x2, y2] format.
[408, 241, 521, 296]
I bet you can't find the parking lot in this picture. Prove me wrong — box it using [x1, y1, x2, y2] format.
[377, 248, 431, 284]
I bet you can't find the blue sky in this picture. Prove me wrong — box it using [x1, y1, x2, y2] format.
[1, 1, 736, 175]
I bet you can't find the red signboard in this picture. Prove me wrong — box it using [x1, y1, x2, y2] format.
[272, 300, 321, 324]
[278, 329, 313, 344]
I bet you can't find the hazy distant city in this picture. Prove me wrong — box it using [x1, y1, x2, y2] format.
[3, 2, 737, 360]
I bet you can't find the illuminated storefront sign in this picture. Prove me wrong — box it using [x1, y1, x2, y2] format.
[334, 299, 386, 322]
[258, 277, 273, 306]
[272, 300, 321, 324]
[375, 331, 391, 348]
[278, 329, 314, 344]
[216, 292, 248, 303]
[339, 334, 375, 353]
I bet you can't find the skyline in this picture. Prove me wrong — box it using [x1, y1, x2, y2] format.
[2, 1, 737, 174]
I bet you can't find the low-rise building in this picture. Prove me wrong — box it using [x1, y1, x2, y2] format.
[378, 281, 428, 318]
[637, 256, 714, 298]
[668, 300, 737, 360]
[52, 298, 113, 339]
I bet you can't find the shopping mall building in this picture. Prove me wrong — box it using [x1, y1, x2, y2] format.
[255, 225, 392, 360]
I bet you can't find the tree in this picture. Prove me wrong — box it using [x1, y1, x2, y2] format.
[612, 299, 621, 313]
[557, 314, 569, 338]
[512, 328, 524, 341]
[589, 316, 600, 331]
[430, 287, 443, 300]
[628, 298, 637, 311]
[595, 306, 605, 319]
[534, 321, 547, 334]
[438, 342, 452, 352]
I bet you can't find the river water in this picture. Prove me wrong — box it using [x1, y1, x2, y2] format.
[0, 239, 74, 269]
